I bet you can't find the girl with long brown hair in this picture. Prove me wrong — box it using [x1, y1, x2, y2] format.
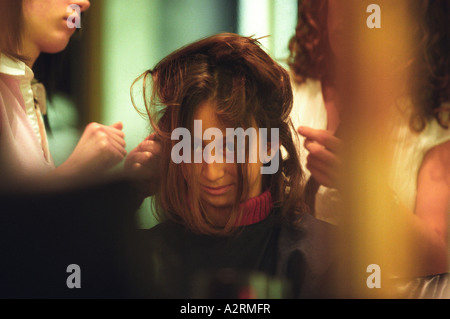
[135, 33, 336, 298]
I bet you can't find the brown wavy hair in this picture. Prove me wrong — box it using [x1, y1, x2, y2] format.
[409, 0, 450, 131]
[288, 0, 331, 85]
[288, 0, 449, 131]
[0, 0, 24, 60]
[132, 33, 307, 236]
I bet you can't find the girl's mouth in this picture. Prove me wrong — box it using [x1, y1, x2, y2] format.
[201, 184, 232, 196]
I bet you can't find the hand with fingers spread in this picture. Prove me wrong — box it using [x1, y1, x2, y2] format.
[54, 122, 127, 178]
[124, 133, 161, 198]
[297, 126, 342, 189]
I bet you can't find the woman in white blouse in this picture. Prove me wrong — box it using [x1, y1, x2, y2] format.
[0, 0, 128, 187]
[289, 0, 450, 276]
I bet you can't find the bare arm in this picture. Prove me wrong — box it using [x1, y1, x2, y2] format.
[298, 126, 450, 276]
[411, 140, 450, 275]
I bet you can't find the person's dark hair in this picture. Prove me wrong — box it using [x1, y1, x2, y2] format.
[288, 0, 331, 85]
[132, 33, 307, 236]
[0, 0, 25, 60]
[409, 0, 450, 131]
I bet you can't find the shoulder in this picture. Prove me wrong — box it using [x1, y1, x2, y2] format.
[280, 212, 337, 255]
[277, 212, 338, 298]
[421, 118, 450, 153]
[425, 139, 450, 161]
[421, 139, 450, 185]
[140, 220, 178, 239]
[412, 117, 450, 190]
[137, 220, 188, 251]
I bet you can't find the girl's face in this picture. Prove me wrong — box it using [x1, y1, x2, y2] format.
[327, 0, 346, 59]
[22, 0, 90, 61]
[189, 100, 264, 226]
[327, 0, 354, 61]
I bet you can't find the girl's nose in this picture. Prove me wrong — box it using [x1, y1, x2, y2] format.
[202, 162, 225, 183]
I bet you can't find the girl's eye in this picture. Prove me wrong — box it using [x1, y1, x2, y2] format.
[193, 138, 203, 152]
[225, 141, 234, 152]
[193, 144, 202, 152]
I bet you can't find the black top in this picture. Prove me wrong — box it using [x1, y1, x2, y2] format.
[0, 179, 155, 298]
[139, 208, 337, 298]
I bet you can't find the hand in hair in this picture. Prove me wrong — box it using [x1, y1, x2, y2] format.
[297, 126, 342, 189]
[124, 133, 161, 199]
[53, 122, 127, 178]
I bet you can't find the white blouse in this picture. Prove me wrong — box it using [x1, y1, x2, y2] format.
[290, 78, 342, 225]
[389, 106, 450, 214]
[290, 78, 450, 226]
[0, 54, 54, 185]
